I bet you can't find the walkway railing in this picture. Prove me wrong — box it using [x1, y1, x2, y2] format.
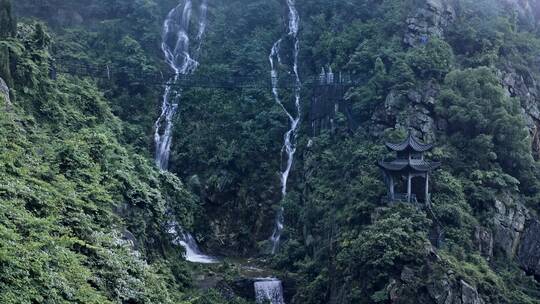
[52, 59, 366, 89]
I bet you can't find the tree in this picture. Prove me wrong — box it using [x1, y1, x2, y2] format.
[436, 67, 537, 191]
[0, 0, 16, 38]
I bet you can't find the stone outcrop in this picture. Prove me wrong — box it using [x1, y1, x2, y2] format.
[390, 265, 485, 304]
[499, 66, 540, 158]
[517, 219, 540, 278]
[474, 226, 493, 259]
[460, 280, 484, 304]
[404, 0, 456, 47]
[492, 195, 530, 257]
[426, 277, 484, 304]
[370, 82, 438, 142]
[491, 193, 540, 278]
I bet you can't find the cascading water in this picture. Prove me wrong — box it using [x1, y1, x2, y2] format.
[268, 0, 301, 255]
[155, 0, 202, 170]
[155, 0, 215, 264]
[167, 222, 217, 263]
[254, 278, 285, 304]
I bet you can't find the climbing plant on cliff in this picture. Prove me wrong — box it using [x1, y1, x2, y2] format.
[436, 67, 538, 193]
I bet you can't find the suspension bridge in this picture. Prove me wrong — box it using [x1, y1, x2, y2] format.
[53, 59, 364, 90]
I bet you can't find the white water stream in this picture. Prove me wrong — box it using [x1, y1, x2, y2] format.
[254, 278, 285, 304]
[268, 0, 301, 255]
[155, 0, 215, 264]
[168, 221, 217, 263]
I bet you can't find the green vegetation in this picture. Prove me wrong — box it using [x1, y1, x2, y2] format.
[3, 0, 540, 303]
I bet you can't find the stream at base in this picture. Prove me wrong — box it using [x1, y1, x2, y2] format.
[167, 221, 217, 264]
[254, 278, 285, 304]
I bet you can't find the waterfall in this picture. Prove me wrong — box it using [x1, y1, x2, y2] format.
[254, 278, 285, 304]
[156, 0, 215, 264]
[154, 0, 207, 170]
[167, 222, 217, 263]
[268, 0, 301, 254]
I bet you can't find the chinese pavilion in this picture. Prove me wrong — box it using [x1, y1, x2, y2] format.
[378, 131, 440, 204]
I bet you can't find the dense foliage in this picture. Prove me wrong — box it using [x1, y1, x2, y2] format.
[4, 0, 540, 303]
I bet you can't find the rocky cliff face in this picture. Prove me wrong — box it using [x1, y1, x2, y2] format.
[389, 257, 486, 304]
[404, 0, 456, 47]
[474, 226, 494, 260]
[370, 81, 438, 142]
[426, 278, 485, 304]
[488, 193, 540, 279]
[499, 62, 540, 158]
[518, 219, 540, 278]
[397, 0, 540, 283]
[492, 194, 530, 257]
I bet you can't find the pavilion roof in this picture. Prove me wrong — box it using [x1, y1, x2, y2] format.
[385, 132, 433, 153]
[377, 159, 441, 172]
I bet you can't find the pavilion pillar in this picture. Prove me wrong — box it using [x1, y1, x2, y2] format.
[425, 173, 430, 204]
[407, 172, 412, 203]
[389, 175, 395, 201]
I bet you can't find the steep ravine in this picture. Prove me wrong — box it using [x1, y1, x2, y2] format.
[7, 0, 540, 303]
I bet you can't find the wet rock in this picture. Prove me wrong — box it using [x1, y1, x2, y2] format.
[492, 195, 530, 257]
[474, 226, 493, 259]
[517, 219, 540, 278]
[404, 0, 456, 47]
